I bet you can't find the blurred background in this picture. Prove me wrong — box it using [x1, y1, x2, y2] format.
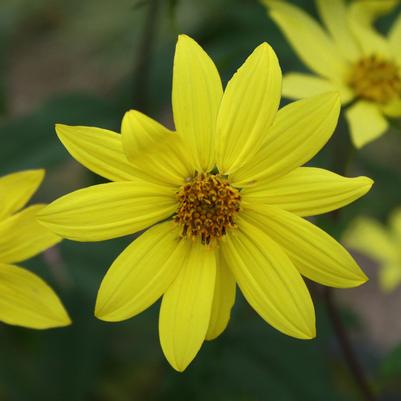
[1, 0, 401, 400]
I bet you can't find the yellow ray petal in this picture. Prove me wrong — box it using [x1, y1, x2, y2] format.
[242, 206, 368, 288]
[206, 251, 236, 341]
[0, 169, 44, 220]
[121, 111, 194, 185]
[231, 92, 340, 186]
[242, 167, 373, 217]
[343, 217, 399, 263]
[262, 0, 346, 79]
[315, 0, 361, 61]
[159, 241, 216, 372]
[0, 263, 71, 329]
[215, 42, 281, 174]
[389, 12, 401, 64]
[121, 109, 173, 158]
[345, 101, 389, 148]
[56, 124, 148, 182]
[222, 217, 315, 339]
[347, 2, 391, 57]
[0, 205, 61, 264]
[282, 73, 354, 104]
[37, 181, 176, 242]
[379, 262, 401, 292]
[172, 35, 223, 172]
[96, 222, 186, 321]
[380, 98, 401, 118]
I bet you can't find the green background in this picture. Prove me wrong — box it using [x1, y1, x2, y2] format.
[0, 0, 401, 400]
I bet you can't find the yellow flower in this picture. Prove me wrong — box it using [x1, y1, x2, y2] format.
[344, 208, 401, 292]
[0, 169, 71, 329]
[262, 0, 401, 148]
[38, 35, 372, 371]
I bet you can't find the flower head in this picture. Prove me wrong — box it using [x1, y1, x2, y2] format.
[344, 208, 401, 292]
[38, 35, 372, 371]
[263, 0, 401, 148]
[0, 170, 70, 329]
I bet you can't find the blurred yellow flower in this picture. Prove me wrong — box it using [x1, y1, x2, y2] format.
[0, 170, 70, 329]
[263, 0, 401, 148]
[344, 209, 401, 292]
[38, 35, 372, 371]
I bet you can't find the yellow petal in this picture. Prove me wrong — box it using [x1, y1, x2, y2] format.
[222, 217, 315, 339]
[95, 222, 186, 321]
[347, 2, 391, 57]
[205, 251, 236, 341]
[343, 217, 399, 263]
[121, 110, 173, 158]
[0, 169, 44, 220]
[262, 0, 346, 79]
[159, 241, 216, 372]
[172, 35, 223, 172]
[389, 12, 401, 64]
[282, 73, 354, 104]
[0, 263, 71, 329]
[121, 111, 194, 185]
[380, 98, 401, 118]
[345, 101, 389, 148]
[242, 167, 373, 217]
[315, 0, 361, 61]
[242, 206, 368, 288]
[215, 42, 281, 174]
[0, 205, 61, 264]
[56, 124, 148, 182]
[231, 92, 341, 186]
[379, 262, 401, 292]
[38, 181, 176, 242]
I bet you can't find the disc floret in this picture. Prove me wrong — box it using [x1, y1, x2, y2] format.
[348, 55, 401, 103]
[174, 173, 241, 245]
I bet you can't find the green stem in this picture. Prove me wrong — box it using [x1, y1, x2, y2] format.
[131, 0, 160, 110]
[324, 116, 378, 401]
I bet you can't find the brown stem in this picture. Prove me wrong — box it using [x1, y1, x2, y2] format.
[322, 113, 378, 401]
[323, 287, 378, 401]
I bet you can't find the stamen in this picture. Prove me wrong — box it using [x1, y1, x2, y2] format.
[174, 173, 241, 245]
[348, 55, 401, 103]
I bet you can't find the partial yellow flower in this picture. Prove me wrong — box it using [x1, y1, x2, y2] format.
[0, 169, 71, 329]
[38, 35, 372, 371]
[344, 208, 401, 292]
[262, 0, 401, 148]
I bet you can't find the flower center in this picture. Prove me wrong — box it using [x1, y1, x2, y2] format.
[174, 173, 241, 245]
[348, 55, 401, 103]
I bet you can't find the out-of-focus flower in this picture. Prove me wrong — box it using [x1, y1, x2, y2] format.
[38, 35, 372, 371]
[344, 208, 401, 291]
[0, 170, 70, 329]
[262, 0, 401, 148]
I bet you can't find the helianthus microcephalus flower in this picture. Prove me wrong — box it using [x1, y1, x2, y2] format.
[263, 0, 401, 148]
[0, 169, 70, 328]
[344, 208, 401, 292]
[38, 35, 372, 371]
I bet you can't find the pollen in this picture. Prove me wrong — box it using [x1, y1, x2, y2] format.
[174, 173, 241, 245]
[348, 55, 401, 103]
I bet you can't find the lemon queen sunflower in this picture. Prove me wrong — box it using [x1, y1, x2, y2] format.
[0, 170, 70, 329]
[263, 0, 401, 148]
[38, 35, 372, 371]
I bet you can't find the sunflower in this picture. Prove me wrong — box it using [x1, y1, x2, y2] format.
[0, 169, 70, 329]
[263, 0, 401, 148]
[344, 208, 401, 292]
[38, 35, 372, 371]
